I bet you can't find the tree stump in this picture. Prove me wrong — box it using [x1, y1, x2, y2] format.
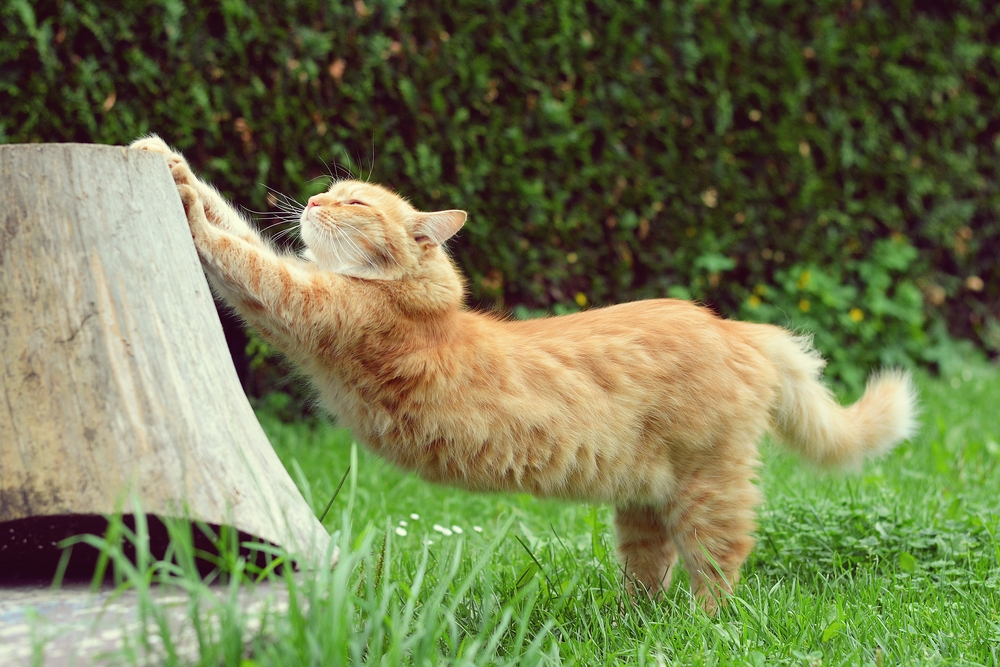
[0, 144, 332, 581]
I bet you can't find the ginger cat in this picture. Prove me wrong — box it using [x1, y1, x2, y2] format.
[131, 136, 917, 612]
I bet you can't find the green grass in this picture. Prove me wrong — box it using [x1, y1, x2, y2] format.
[57, 364, 1000, 666]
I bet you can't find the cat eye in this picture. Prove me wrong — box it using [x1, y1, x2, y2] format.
[345, 200, 369, 206]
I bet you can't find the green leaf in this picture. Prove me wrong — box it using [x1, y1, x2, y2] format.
[821, 619, 845, 642]
[514, 562, 538, 591]
[898, 551, 918, 572]
[694, 253, 736, 273]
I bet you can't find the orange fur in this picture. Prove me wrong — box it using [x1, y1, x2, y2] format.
[131, 135, 919, 613]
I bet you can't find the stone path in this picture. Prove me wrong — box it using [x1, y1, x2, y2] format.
[0, 582, 288, 666]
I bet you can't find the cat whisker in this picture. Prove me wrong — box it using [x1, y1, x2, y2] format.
[261, 183, 302, 201]
[246, 210, 299, 220]
[261, 185, 306, 213]
[271, 225, 302, 243]
[267, 197, 304, 211]
[336, 229, 362, 261]
[305, 173, 334, 188]
[271, 200, 305, 216]
[336, 220, 376, 245]
[266, 209, 304, 223]
[367, 135, 376, 183]
[319, 158, 347, 185]
[336, 226, 380, 263]
[329, 157, 344, 181]
[256, 217, 303, 234]
[258, 223, 291, 236]
[310, 222, 341, 257]
[254, 213, 302, 224]
[329, 229, 359, 268]
[337, 220, 402, 270]
[336, 230, 373, 272]
[339, 150, 359, 180]
[269, 206, 304, 219]
[242, 202, 302, 219]
[338, 233, 368, 264]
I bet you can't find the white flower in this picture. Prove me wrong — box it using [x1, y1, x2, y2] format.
[399, 520, 408, 527]
[432, 524, 453, 536]
[451, 525, 463, 534]
[395, 527, 407, 536]
[410, 513, 420, 520]
[473, 526, 483, 533]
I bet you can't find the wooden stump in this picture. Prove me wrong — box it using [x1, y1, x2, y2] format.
[0, 144, 332, 580]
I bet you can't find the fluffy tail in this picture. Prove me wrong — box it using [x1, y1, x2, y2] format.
[759, 328, 918, 468]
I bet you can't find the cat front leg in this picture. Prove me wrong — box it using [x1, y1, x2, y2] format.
[176, 184, 342, 339]
[130, 135, 266, 246]
[168, 162, 268, 246]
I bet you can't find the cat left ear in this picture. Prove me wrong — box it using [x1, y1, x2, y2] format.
[413, 210, 467, 249]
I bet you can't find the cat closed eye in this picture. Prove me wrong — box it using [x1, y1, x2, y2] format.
[345, 200, 369, 206]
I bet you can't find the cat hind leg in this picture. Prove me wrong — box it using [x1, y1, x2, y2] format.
[667, 466, 760, 614]
[614, 504, 678, 599]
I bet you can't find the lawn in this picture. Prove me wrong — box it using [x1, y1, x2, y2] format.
[62, 363, 1000, 666]
[242, 362, 999, 666]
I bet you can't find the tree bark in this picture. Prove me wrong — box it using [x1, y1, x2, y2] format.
[0, 144, 332, 574]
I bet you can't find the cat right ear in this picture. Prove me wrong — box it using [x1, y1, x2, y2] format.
[412, 210, 467, 249]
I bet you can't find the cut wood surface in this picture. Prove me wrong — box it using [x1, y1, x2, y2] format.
[0, 144, 331, 569]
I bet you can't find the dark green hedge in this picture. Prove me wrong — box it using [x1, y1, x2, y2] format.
[4, 0, 998, 390]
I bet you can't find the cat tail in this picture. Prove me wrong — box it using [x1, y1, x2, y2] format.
[759, 328, 918, 469]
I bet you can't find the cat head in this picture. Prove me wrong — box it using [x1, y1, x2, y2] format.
[299, 180, 467, 284]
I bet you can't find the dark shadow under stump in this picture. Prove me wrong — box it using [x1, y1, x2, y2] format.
[0, 514, 281, 585]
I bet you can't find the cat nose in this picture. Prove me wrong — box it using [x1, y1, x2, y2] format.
[306, 196, 319, 209]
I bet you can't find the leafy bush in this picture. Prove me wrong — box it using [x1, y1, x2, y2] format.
[3, 0, 998, 393]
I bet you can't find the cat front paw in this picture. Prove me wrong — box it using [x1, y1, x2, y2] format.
[168, 160, 197, 189]
[176, 184, 210, 240]
[129, 134, 190, 177]
[129, 134, 172, 154]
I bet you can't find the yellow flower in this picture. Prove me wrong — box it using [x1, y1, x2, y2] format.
[574, 292, 588, 307]
[797, 270, 811, 290]
[799, 299, 811, 312]
[748, 295, 761, 308]
[849, 308, 864, 322]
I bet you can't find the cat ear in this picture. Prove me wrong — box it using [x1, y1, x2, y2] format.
[413, 210, 467, 249]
